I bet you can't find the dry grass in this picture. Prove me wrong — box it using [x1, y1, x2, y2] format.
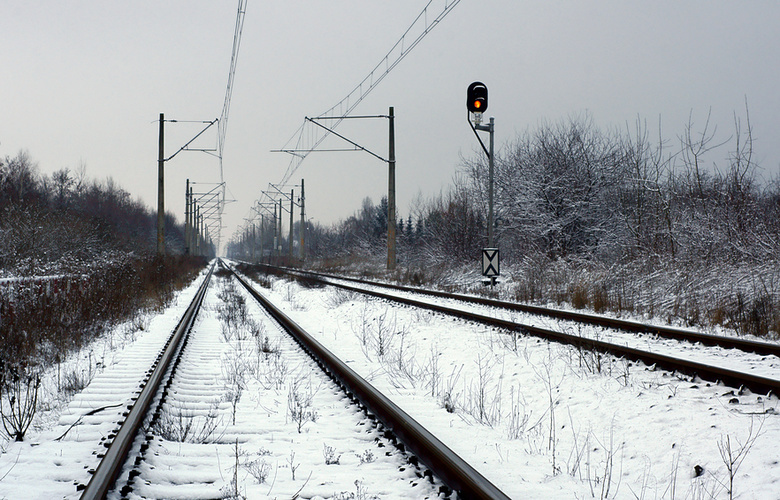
[1, 255, 206, 370]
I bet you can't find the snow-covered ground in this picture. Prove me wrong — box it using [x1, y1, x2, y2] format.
[113, 270, 443, 499]
[319, 277, 780, 382]
[1, 264, 778, 499]
[0, 268, 441, 499]
[0, 267, 210, 498]
[254, 274, 780, 499]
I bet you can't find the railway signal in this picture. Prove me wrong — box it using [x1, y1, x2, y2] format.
[465, 82, 498, 286]
[466, 81, 488, 115]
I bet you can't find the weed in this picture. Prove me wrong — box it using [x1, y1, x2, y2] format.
[152, 406, 220, 444]
[293, 273, 325, 289]
[717, 418, 764, 500]
[440, 365, 463, 413]
[324, 288, 357, 308]
[287, 376, 318, 433]
[334, 480, 380, 500]
[216, 282, 248, 341]
[373, 309, 394, 358]
[286, 450, 300, 480]
[356, 449, 375, 465]
[259, 353, 288, 390]
[244, 457, 271, 484]
[442, 392, 456, 414]
[59, 366, 93, 397]
[564, 409, 589, 480]
[256, 334, 280, 358]
[464, 353, 502, 426]
[222, 344, 252, 425]
[533, 347, 564, 475]
[506, 386, 531, 440]
[352, 301, 374, 356]
[0, 363, 41, 441]
[424, 343, 441, 398]
[586, 423, 623, 499]
[323, 444, 342, 465]
[616, 359, 631, 387]
[284, 283, 296, 304]
[220, 439, 247, 500]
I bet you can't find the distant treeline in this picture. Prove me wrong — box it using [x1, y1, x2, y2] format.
[0, 150, 187, 276]
[0, 150, 206, 403]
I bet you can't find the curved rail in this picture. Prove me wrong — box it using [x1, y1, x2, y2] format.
[228, 265, 510, 500]
[80, 264, 214, 499]
[253, 264, 780, 396]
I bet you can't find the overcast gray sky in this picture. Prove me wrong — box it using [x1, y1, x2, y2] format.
[2, 1, 778, 249]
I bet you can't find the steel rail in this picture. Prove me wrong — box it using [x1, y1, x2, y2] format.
[329, 278, 780, 395]
[80, 264, 214, 499]
[275, 266, 780, 358]
[252, 264, 780, 396]
[228, 265, 511, 500]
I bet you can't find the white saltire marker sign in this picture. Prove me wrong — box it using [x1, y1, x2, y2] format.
[481, 248, 500, 277]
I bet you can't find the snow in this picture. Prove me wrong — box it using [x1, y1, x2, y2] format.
[0, 268, 209, 498]
[257, 274, 780, 499]
[112, 271, 440, 499]
[1, 263, 779, 499]
[319, 277, 780, 381]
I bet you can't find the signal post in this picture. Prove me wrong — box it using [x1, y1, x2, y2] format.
[466, 82, 499, 286]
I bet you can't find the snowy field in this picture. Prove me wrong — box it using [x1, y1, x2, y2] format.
[254, 273, 780, 499]
[0, 264, 778, 499]
[319, 277, 780, 382]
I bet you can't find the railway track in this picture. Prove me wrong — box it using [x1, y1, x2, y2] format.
[80, 263, 215, 499]
[269, 266, 780, 358]
[253, 264, 780, 397]
[78, 261, 510, 499]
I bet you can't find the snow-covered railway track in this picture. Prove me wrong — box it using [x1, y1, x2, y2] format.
[227, 264, 510, 499]
[274, 266, 780, 358]
[259, 265, 780, 397]
[80, 261, 508, 499]
[79, 264, 215, 498]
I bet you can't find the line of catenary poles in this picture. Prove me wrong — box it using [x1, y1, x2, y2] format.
[228, 179, 306, 263]
[184, 179, 220, 257]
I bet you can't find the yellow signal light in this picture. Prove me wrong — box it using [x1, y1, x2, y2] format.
[466, 82, 488, 113]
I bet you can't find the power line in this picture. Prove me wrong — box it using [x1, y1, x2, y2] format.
[214, 0, 248, 252]
[277, 0, 462, 185]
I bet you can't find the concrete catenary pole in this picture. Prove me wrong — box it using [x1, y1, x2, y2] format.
[278, 199, 283, 255]
[260, 214, 265, 263]
[185, 179, 190, 255]
[188, 186, 194, 253]
[289, 189, 294, 258]
[387, 106, 396, 270]
[197, 204, 202, 257]
[299, 179, 305, 260]
[157, 113, 165, 256]
[273, 203, 278, 256]
[251, 223, 256, 263]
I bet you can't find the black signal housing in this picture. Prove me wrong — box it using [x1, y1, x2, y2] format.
[467, 82, 488, 113]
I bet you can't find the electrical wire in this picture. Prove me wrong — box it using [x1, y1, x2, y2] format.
[277, 0, 462, 185]
[214, 0, 248, 251]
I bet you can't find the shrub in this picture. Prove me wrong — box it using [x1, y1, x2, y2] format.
[0, 362, 41, 441]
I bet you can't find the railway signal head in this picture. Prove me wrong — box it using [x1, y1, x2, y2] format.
[467, 82, 488, 114]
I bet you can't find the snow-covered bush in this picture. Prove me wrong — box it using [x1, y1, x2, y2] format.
[0, 362, 40, 441]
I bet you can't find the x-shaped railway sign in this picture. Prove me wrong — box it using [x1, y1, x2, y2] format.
[481, 248, 500, 277]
